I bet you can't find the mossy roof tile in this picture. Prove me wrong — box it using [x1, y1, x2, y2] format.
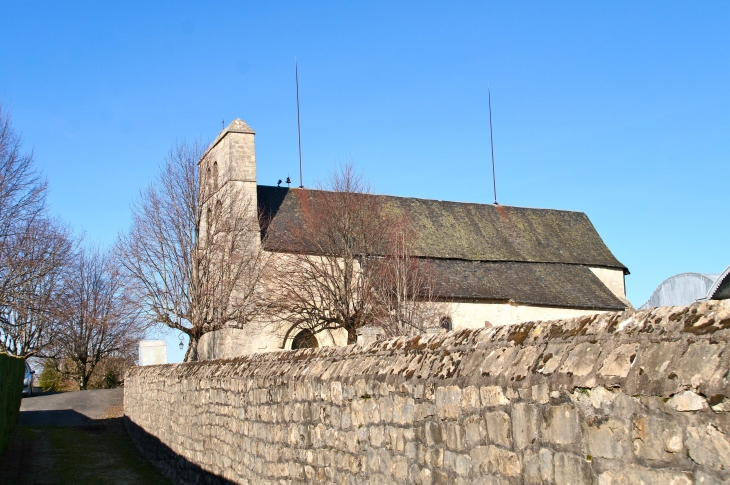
[258, 186, 626, 271]
[429, 260, 625, 310]
[257, 186, 627, 311]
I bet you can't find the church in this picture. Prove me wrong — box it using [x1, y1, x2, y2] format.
[197, 119, 630, 359]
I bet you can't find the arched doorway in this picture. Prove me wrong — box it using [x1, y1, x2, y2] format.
[291, 329, 319, 350]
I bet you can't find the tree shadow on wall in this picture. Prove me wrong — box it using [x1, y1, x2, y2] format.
[124, 418, 237, 485]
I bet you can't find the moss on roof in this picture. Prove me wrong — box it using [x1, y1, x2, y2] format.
[428, 260, 626, 310]
[258, 186, 627, 271]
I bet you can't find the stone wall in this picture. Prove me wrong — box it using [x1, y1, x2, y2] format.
[197, 301, 611, 360]
[125, 300, 730, 484]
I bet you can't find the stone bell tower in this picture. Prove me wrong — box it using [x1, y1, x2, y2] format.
[199, 119, 258, 229]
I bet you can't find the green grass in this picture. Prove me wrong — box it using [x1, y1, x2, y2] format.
[0, 419, 170, 485]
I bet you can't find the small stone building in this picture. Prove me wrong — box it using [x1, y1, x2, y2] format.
[198, 119, 630, 359]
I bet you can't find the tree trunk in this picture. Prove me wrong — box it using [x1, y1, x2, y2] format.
[347, 327, 357, 345]
[185, 335, 199, 362]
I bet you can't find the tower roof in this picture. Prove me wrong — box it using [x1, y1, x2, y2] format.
[206, 119, 256, 155]
[223, 118, 255, 134]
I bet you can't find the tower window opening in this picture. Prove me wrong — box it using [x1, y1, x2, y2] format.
[212, 161, 219, 192]
[206, 207, 213, 240]
[440, 316, 453, 332]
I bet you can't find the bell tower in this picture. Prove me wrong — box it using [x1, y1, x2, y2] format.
[201, 119, 256, 196]
[199, 119, 258, 241]
[200, 119, 257, 207]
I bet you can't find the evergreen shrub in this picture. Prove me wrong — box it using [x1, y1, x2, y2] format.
[0, 352, 24, 454]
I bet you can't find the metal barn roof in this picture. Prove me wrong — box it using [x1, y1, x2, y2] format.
[639, 266, 730, 310]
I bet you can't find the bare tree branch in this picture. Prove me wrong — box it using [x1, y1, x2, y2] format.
[0, 217, 74, 356]
[54, 247, 145, 389]
[0, 105, 75, 358]
[117, 140, 272, 361]
[371, 215, 448, 337]
[267, 163, 447, 345]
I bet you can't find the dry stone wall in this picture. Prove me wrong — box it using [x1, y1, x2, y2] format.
[125, 300, 730, 484]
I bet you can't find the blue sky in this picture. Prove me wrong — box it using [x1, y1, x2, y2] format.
[1, 2, 728, 362]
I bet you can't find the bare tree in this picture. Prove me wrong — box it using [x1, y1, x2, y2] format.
[268, 164, 451, 344]
[0, 105, 46, 243]
[268, 164, 442, 344]
[54, 248, 144, 390]
[117, 140, 271, 361]
[0, 106, 75, 357]
[371, 216, 447, 337]
[0, 217, 73, 356]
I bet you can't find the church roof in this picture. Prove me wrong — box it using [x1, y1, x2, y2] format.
[257, 186, 627, 270]
[257, 186, 628, 311]
[428, 260, 626, 310]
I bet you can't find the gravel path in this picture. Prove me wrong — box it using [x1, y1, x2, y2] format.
[19, 388, 124, 425]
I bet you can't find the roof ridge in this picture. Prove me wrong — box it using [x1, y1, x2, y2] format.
[256, 184, 585, 215]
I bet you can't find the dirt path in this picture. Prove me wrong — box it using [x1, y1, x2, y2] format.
[0, 390, 169, 485]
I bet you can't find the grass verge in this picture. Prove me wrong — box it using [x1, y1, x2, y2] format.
[0, 418, 170, 485]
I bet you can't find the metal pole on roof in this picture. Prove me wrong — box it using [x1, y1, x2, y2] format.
[489, 86, 498, 205]
[296, 60, 304, 188]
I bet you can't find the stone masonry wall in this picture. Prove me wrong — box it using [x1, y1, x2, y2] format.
[124, 300, 730, 484]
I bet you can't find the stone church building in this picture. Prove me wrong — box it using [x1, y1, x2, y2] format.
[198, 119, 630, 359]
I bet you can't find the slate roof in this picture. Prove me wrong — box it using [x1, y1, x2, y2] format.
[257, 185, 628, 310]
[259, 187, 625, 268]
[428, 260, 626, 310]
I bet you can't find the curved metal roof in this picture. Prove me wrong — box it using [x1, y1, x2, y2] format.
[639, 266, 729, 310]
[702, 265, 730, 301]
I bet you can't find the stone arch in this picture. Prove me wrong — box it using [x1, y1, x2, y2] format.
[281, 326, 343, 350]
[291, 329, 319, 350]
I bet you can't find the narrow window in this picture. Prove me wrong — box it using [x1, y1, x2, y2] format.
[212, 161, 219, 192]
[206, 207, 213, 239]
[440, 316, 453, 332]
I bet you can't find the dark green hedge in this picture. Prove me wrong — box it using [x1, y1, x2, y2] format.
[0, 353, 24, 455]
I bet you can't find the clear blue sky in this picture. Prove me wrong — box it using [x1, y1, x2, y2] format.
[2, 2, 728, 362]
